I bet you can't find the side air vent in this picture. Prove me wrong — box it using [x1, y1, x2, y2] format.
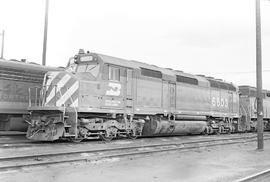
[140, 68, 162, 79]
[176, 75, 198, 85]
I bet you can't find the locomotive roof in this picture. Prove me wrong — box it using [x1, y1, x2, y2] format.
[97, 53, 207, 78]
[97, 53, 176, 75]
[76, 52, 236, 90]
[96, 53, 238, 88]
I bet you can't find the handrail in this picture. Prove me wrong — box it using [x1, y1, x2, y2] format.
[28, 86, 42, 107]
[28, 84, 78, 111]
[58, 86, 66, 115]
[28, 88, 31, 107]
[61, 85, 78, 113]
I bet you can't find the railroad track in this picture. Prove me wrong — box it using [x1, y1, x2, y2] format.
[0, 135, 33, 146]
[0, 139, 72, 148]
[236, 168, 270, 182]
[1, 134, 270, 172]
[0, 132, 26, 137]
[0, 133, 267, 149]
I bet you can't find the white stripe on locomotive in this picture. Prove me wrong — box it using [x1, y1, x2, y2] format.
[70, 98, 78, 107]
[56, 74, 71, 88]
[56, 81, 79, 107]
[44, 72, 62, 103]
[45, 74, 71, 105]
[46, 72, 60, 87]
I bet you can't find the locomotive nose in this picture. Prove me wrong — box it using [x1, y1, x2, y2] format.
[43, 71, 79, 107]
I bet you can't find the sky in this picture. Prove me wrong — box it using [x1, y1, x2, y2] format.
[0, 0, 270, 89]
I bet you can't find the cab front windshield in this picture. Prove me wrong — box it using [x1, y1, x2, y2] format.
[66, 57, 100, 78]
[76, 62, 100, 78]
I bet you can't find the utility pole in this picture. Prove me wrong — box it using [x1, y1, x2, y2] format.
[0, 30, 4, 59]
[256, 0, 264, 150]
[42, 0, 49, 66]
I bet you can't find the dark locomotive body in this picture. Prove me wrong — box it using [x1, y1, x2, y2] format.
[0, 59, 58, 131]
[26, 50, 242, 141]
[239, 85, 270, 131]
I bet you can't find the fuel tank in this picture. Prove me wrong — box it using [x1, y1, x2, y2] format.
[142, 118, 207, 136]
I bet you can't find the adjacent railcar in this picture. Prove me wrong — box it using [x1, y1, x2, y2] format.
[0, 59, 59, 131]
[239, 85, 270, 131]
[26, 50, 241, 141]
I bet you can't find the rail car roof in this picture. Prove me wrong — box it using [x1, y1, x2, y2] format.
[239, 85, 269, 95]
[239, 85, 268, 92]
[0, 58, 60, 72]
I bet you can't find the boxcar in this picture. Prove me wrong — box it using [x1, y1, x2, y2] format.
[239, 85, 270, 131]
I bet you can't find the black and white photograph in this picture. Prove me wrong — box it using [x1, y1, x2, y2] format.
[1, 0, 270, 181]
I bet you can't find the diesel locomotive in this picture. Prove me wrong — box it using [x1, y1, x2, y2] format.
[0, 58, 60, 131]
[239, 85, 270, 131]
[26, 50, 245, 141]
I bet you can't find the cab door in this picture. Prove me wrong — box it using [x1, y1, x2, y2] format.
[125, 69, 134, 114]
[228, 92, 233, 113]
[169, 83, 176, 113]
[101, 65, 124, 109]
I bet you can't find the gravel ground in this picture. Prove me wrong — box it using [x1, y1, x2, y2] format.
[1, 138, 270, 182]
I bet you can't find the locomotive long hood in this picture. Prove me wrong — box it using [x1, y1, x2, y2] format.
[43, 71, 79, 108]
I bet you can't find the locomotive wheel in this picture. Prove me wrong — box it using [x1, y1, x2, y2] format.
[127, 130, 138, 140]
[127, 134, 138, 140]
[214, 129, 220, 135]
[71, 138, 84, 143]
[201, 127, 209, 135]
[99, 127, 117, 141]
[99, 134, 114, 141]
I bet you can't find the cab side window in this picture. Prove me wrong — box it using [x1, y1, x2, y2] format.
[109, 66, 120, 81]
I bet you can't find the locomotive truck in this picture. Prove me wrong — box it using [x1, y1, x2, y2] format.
[26, 50, 242, 141]
[0, 58, 60, 131]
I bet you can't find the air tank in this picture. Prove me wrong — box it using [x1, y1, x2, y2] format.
[175, 115, 207, 121]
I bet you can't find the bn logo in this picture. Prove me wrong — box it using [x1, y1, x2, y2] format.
[105, 82, 121, 96]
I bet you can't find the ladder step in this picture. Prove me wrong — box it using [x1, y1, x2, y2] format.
[64, 133, 75, 137]
[64, 124, 72, 128]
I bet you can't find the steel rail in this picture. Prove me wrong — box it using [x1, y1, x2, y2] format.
[235, 168, 270, 182]
[0, 133, 266, 149]
[0, 135, 269, 172]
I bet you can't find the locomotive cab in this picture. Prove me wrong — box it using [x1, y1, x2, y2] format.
[67, 50, 101, 80]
